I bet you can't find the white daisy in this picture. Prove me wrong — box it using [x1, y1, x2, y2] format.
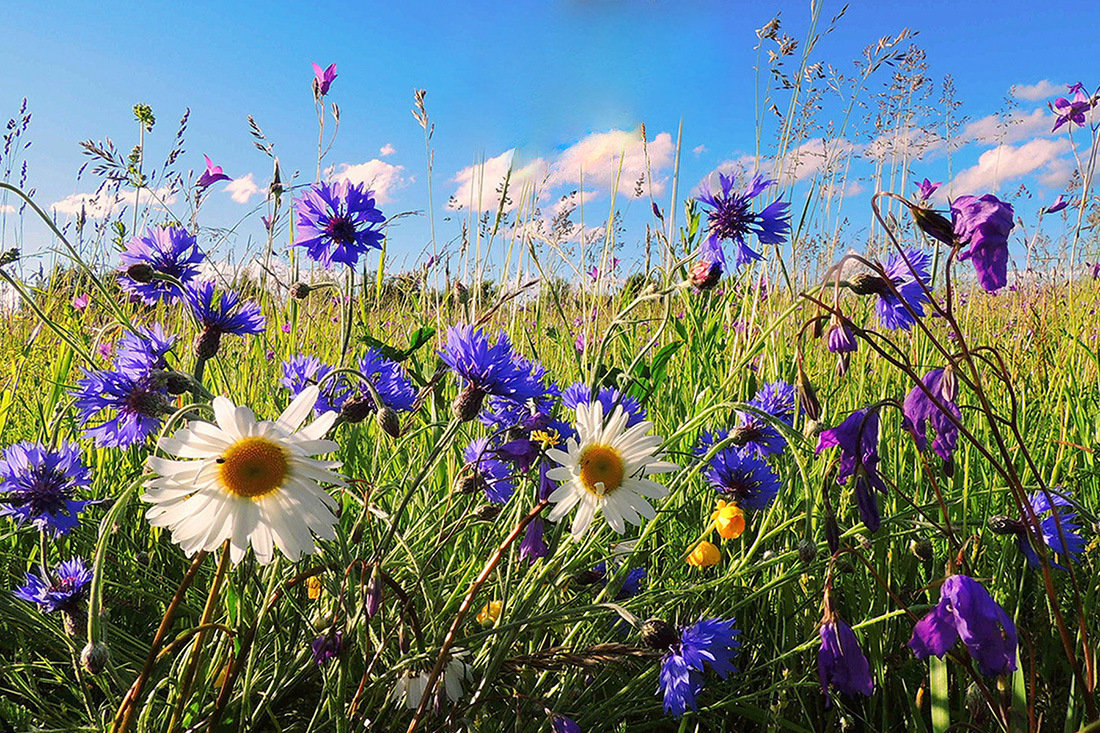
[141, 385, 345, 564]
[545, 401, 677, 540]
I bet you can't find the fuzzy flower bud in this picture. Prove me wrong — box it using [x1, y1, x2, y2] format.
[81, 642, 110, 675]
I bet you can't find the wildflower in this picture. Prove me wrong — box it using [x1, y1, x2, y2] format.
[645, 618, 741, 717]
[1044, 195, 1068, 214]
[391, 655, 471, 709]
[561, 382, 646, 431]
[73, 368, 172, 448]
[731, 380, 797, 458]
[185, 281, 266, 359]
[312, 62, 338, 96]
[815, 408, 887, 532]
[951, 194, 1014, 292]
[141, 385, 345, 564]
[990, 488, 1086, 569]
[346, 348, 418, 414]
[546, 401, 676, 540]
[687, 540, 720, 568]
[550, 714, 582, 733]
[0, 443, 93, 536]
[696, 173, 790, 267]
[827, 317, 857, 374]
[439, 324, 544, 421]
[460, 438, 515, 504]
[115, 324, 177, 374]
[697, 432, 781, 511]
[818, 611, 874, 702]
[519, 517, 548, 563]
[197, 155, 231, 189]
[294, 181, 385, 268]
[711, 500, 745, 540]
[908, 575, 1017, 678]
[280, 355, 340, 415]
[874, 248, 932, 331]
[901, 368, 960, 465]
[914, 178, 941, 201]
[1051, 85, 1093, 132]
[690, 236, 725, 290]
[307, 575, 322, 600]
[14, 557, 92, 613]
[119, 226, 205, 304]
[72, 293, 90, 311]
[311, 630, 344, 667]
[476, 601, 502, 626]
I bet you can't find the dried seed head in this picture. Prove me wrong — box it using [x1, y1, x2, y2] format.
[910, 537, 934, 562]
[474, 504, 501, 521]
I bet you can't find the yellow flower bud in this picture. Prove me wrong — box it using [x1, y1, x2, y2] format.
[477, 600, 502, 627]
[687, 540, 721, 568]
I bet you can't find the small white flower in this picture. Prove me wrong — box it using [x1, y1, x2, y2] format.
[546, 401, 677, 540]
[141, 386, 345, 564]
[391, 655, 471, 709]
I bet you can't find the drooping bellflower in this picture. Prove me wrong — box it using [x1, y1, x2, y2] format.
[0, 442, 93, 536]
[294, 181, 385, 268]
[818, 611, 874, 703]
[197, 155, 231, 189]
[951, 194, 1014, 292]
[901, 368, 960, 466]
[908, 574, 1017, 678]
[815, 408, 887, 532]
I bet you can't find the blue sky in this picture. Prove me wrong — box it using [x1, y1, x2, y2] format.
[1, 0, 1097, 276]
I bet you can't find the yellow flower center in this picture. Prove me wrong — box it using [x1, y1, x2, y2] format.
[579, 444, 625, 497]
[532, 428, 561, 449]
[217, 436, 288, 499]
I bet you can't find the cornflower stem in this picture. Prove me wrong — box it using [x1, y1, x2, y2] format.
[113, 550, 208, 733]
[406, 500, 549, 733]
[168, 541, 232, 733]
[338, 268, 355, 367]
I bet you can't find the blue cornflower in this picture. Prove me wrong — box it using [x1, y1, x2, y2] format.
[1011, 489, 1086, 569]
[115, 324, 177, 374]
[14, 557, 93, 613]
[696, 173, 790, 267]
[439, 324, 544, 421]
[875, 248, 932, 331]
[279, 355, 340, 414]
[816, 408, 887, 532]
[733, 380, 797, 458]
[461, 437, 515, 503]
[482, 358, 558, 433]
[0, 442, 93, 536]
[697, 431, 781, 511]
[294, 181, 385, 268]
[561, 382, 646, 427]
[119, 226, 205, 304]
[186, 281, 266, 359]
[651, 617, 741, 717]
[352, 348, 418, 413]
[72, 368, 171, 448]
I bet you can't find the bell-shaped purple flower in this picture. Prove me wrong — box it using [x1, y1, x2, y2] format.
[312, 62, 338, 96]
[908, 575, 1017, 678]
[815, 408, 887, 532]
[197, 155, 231, 190]
[818, 615, 873, 702]
[951, 194, 1014, 292]
[901, 368, 960, 463]
[1050, 86, 1093, 132]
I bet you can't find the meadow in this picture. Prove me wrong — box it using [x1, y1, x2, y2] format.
[1, 13, 1100, 733]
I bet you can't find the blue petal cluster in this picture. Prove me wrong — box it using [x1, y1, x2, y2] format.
[439, 324, 545, 403]
[186, 281, 266, 337]
[695, 173, 790, 268]
[0, 442, 93, 536]
[14, 557, 93, 613]
[294, 181, 385, 268]
[875, 248, 932, 331]
[119, 226, 205, 304]
[698, 431, 781, 512]
[659, 618, 741, 716]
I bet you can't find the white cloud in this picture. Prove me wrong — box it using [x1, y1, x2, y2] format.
[225, 173, 261, 204]
[0, 204, 15, 214]
[1011, 80, 1063, 102]
[548, 128, 675, 197]
[329, 159, 409, 204]
[450, 150, 548, 213]
[693, 144, 707, 156]
[379, 143, 396, 156]
[961, 108, 1054, 145]
[50, 186, 178, 219]
[948, 138, 1072, 195]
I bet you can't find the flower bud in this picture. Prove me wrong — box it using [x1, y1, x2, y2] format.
[81, 641, 110, 675]
[376, 406, 401, 438]
[194, 327, 221, 360]
[340, 396, 376, 424]
[797, 538, 817, 566]
[474, 504, 501, 521]
[797, 366, 822, 421]
[690, 259, 722, 291]
[846, 273, 890, 296]
[62, 606, 86, 638]
[987, 515, 1024, 535]
[452, 280, 470, 305]
[290, 282, 312, 300]
[454, 474, 481, 496]
[640, 619, 679, 651]
[365, 566, 383, 619]
[909, 204, 955, 246]
[452, 384, 486, 422]
[825, 513, 841, 555]
[909, 537, 934, 562]
[125, 263, 156, 283]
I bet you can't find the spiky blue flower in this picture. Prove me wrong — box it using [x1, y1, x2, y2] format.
[659, 618, 741, 717]
[279, 355, 340, 414]
[119, 226, 205, 304]
[561, 383, 646, 427]
[875, 248, 932, 331]
[734, 380, 797, 458]
[14, 557, 93, 613]
[350, 348, 418, 413]
[115, 324, 177, 374]
[186, 281, 266, 338]
[696, 173, 790, 267]
[294, 181, 385, 268]
[0, 443, 93, 536]
[1018, 489, 1086, 569]
[697, 431, 781, 511]
[439, 325, 545, 417]
[72, 368, 170, 447]
[462, 437, 515, 503]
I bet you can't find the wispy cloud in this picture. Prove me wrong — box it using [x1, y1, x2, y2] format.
[961, 108, 1054, 145]
[379, 143, 396, 157]
[50, 186, 178, 218]
[225, 173, 261, 204]
[450, 150, 548, 213]
[548, 128, 675, 197]
[329, 159, 410, 204]
[1011, 80, 1063, 102]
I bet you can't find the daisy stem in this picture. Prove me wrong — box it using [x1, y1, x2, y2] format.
[167, 540, 232, 732]
[113, 550, 208, 733]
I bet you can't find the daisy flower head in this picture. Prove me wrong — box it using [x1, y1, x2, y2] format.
[439, 324, 545, 421]
[294, 180, 384, 268]
[643, 617, 741, 717]
[141, 385, 345, 565]
[119, 226, 205, 304]
[0, 442, 93, 536]
[696, 172, 790, 267]
[874, 248, 932, 331]
[545, 400, 677, 540]
[14, 557, 93, 614]
[185, 281, 266, 359]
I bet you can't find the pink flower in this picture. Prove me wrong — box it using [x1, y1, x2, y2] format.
[312, 62, 338, 96]
[281, 322, 291, 334]
[197, 155, 231, 189]
[71, 293, 90, 311]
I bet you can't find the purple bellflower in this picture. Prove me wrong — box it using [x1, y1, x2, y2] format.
[816, 408, 887, 532]
[951, 194, 1014, 292]
[197, 155, 231, 189]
